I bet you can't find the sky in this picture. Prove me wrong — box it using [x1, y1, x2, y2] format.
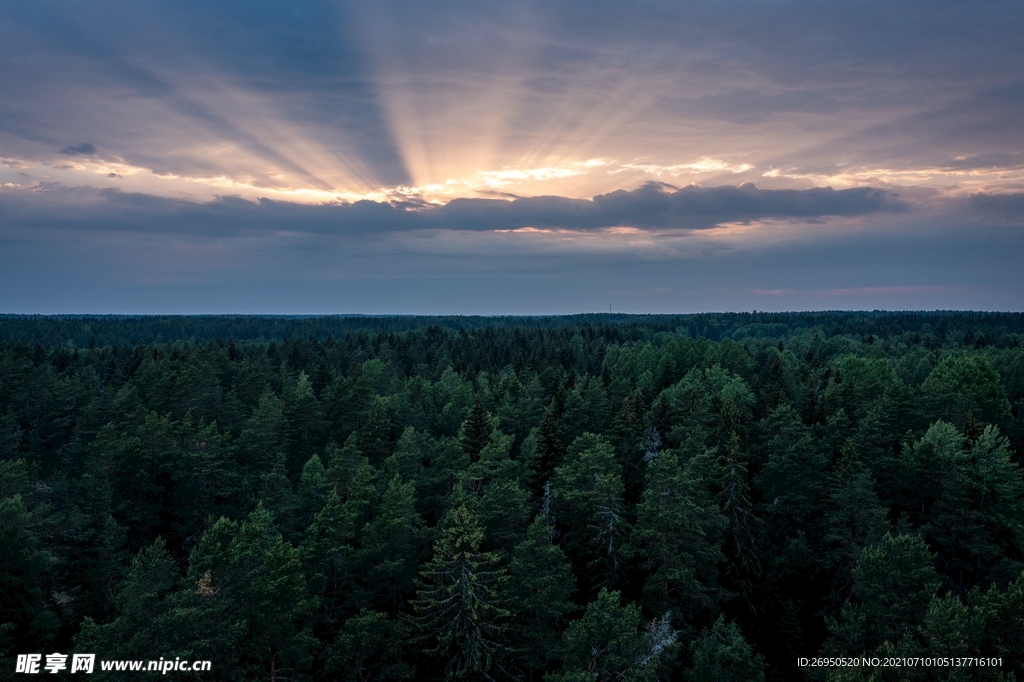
[1, 0, 1022, 314]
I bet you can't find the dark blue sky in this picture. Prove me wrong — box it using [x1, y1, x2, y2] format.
[1, 0, 1022, 313]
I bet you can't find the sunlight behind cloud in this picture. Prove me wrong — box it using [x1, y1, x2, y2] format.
[616, 158, 754, 176]
[2, 1, 1023, 220]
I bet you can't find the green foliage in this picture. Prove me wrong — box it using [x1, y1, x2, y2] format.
[172, 507, 316, 680]
[0, 494, 58, 657]
[688, 616, 765, 682]
[237, 388, 285, 475]
[459, 398, 494, 460]
[282, 371, 324, 475]
[629, 451, 723, 624]
[353, 473, 426, 613]
[75, 538, 180, 673]
[552, 433, 629, 592]
[508, 517, 577, 673]
[898, 422, 1024, 587]
[756, 405, 829, 542]
[551, 588, 677, 682]
[823, 445, 888, 588]
[412, 505, 510, 679]
[827, 533, 941, 656]
[300, 488, 358, 627]
[923, 355, 1013, 427]
[3, 313, 1024, 680]
[326, 609, 413, 681]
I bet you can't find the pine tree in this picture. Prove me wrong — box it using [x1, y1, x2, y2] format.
[299, 489, 357, 628]
[411, 505, 510, 680]
[922, 355, 1013, 429]
[170, 418, 239, 548]
[88, 514, 131, 618]
[477, 478, 532, 556]
[296, 453, 329, 530]
[0, 494, 58, 658]
[174, 506, 317, 680]
[823, 443, 888, 608]
[899, 421, 1024, 588]
[237, 388, 284, 477]
[358, 397, 399, 465]
[324, 434, 365, 499]
[259, 453, 298, 537]
[755, 405, 828, 542]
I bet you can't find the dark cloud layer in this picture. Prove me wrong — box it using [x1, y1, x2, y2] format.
[0, 182, 907, 235]
[968, 193, 1024, 220]
[438, 183, 907, 231]
[58, 143, 96, 156]
[2, 197, 1020, 315]
[1, 182, 1020, 314]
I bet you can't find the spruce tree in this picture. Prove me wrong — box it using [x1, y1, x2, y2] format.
[354, 473, 425, 614]
[535, 406, 565, 484]
[459, 398, 493, 460]
[411, 505, 510, 679]
[552, 433, 629, 592]
[716, 433, 760, 600]
[75, 537, 180, 670]
[508, 516, 576, 674]
[629, 451, 723, 625]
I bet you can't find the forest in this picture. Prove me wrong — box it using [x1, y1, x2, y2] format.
[2, 312, 1024, 681]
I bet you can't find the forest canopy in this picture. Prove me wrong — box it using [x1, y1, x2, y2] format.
[2, 312, 1023, 680]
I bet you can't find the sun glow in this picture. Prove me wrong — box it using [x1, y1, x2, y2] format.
[615, 158, 754, 176]
[3, 18, 1021, 212]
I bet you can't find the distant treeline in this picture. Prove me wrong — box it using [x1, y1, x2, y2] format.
[1, 313, 1023, 680]
[2, 311, 1023, 348]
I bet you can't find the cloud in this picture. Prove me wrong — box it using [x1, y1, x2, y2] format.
[968, 193, 1024, 220]
[59, 143, 96, 156]
[432, 182, 908, 231]
[0, 181, 908, 236]
[3, 1, 1023, 200]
